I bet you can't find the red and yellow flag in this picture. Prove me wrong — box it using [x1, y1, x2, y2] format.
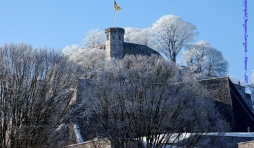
[114, 1, 122, 11]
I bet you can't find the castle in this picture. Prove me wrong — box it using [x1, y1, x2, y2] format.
[96, 27, 160, 59]
[75, 28, 254, 134]
[67, 27, 254, 147]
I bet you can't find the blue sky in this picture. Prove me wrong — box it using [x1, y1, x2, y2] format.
[0, 0, 253, 83]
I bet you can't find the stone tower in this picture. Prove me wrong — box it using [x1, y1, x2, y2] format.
[105, 27, 125, 59]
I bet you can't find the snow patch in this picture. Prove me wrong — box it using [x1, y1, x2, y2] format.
[74, 124, 83, 143]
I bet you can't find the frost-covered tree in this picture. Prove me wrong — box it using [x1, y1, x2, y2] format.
[124, 27, 140, 43]
[68, 48, 106, 79]
[124, 27, 154, 48]
[181, 41, 228, 80]
[252, 71, 254, 84]
[83, 29, 105, 48]
[250, 71, 254, 102]
[152, 15, 198, 62]
[62, 44, 80, 55]
[75, 55, 229, 148]
[0, 43, 79, 148]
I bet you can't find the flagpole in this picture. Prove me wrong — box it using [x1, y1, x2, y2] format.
[114, 0, 115, 27]
[114, 0, 121, 27]
[114, 10, 115, 27]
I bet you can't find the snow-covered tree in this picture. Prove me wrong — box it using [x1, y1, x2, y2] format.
[251, 71, 254, 86]
[181, 41, 228, 80]
[250, 70, 254, 102]
[0, 43, 79, 147]
[152, 15, 198, 62]
[75, 55, 229, 147]
[124, 27, 154, 48]
[68, 48, 106, 79]
[83, 29, 105, 48]
[62, 44, 80, 55]
[124, 27, 140, 43]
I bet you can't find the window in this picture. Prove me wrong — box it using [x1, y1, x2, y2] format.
[119, 35, 121, 39]
[107, 34, 109, 40]
[113, 36, 115, 39]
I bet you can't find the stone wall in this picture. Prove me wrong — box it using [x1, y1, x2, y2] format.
[65, 138, 110, 148]
[238, 140, 254, 148]
[123, 42, 160, 57]
[199, 77, 254, 132]
[199, 77, 235, 131]
[194, 135, 254, 148]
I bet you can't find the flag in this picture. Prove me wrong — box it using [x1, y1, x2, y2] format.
[114, 1, 122, 11]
